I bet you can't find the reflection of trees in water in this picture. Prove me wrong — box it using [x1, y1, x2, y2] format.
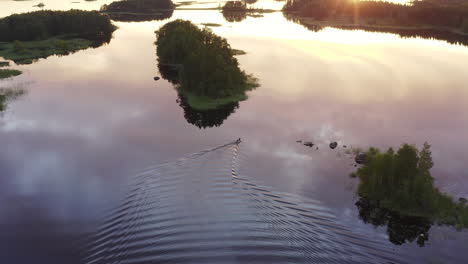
[284, 14, 324, 32]
[176, 94, 239, 129]
[356, 197, 431, 247]
[242, 0, 258, 4]
[284, 14, 468, 46]
[223, 12, 247, 23]
[156, 20, 258, 128]
[335, 25, 468, 46]
[158, 61, 243, 129]
[107, 10, 173, 22]
[0, 85, 26, 114]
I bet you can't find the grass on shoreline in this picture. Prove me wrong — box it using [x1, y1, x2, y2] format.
[0, 38, 93, 64]
[177, 88, 248, 110]
[177, 75, 258, 110]
[0, 69, 22, 80]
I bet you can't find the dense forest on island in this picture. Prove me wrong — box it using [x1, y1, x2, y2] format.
[0, 10, 116, 42]
[222, 1, 248, 22]
[283, 0, 468, 33]
[0, 10, 116, 64]
[101, 0, 175, 14]
[156, 19, 257, 109]
[352, 143, 468, 241]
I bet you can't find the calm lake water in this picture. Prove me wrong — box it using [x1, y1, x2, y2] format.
[1, 0, 467, 263]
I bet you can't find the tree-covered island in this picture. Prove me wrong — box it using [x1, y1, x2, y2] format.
[0, 10, 116, 65]
[101, 0, 175, 21]
[155, 19, 258, 110]
[352, 143, 468, 246]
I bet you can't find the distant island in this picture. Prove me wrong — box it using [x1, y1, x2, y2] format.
[222, 1, 248, 22]
[156, 19, 258, 110]
[0, 68, 22, 80]
[0, 10, 116, 64]
[221, 1, 273, 22]
[283, 0, 468, 45]
[101, 0, 175, 21]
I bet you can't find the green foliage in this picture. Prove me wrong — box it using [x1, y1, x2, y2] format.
[54, 39, 69, 52]
[0, 69, 22, 80]
[13, 41, 27, 54]
[155, 20, 258, 105]
[354, 143, 468, 229]
[101, 0, 175, 13]
[0, 61, 9, 67]
[0, 38, 96, 64]
[0, 10, 116, 42]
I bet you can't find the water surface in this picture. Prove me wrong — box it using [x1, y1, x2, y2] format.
[1, 1, 468, 263]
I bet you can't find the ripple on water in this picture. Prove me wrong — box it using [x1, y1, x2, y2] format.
[85, 141, 406, 264]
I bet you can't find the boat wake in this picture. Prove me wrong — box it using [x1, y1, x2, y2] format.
[84, 140, 406, 264]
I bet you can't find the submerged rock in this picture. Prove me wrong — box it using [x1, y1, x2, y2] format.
[355, 153, 366, 164]
[329, 142, 338, 149]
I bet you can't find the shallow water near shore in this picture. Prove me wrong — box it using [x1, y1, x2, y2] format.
[1, 1, 468, 263]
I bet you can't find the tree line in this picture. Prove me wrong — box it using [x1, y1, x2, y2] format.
[101, 0, 175, 13]
[0, 10, 117, 42]
[283, 0, 468, 32]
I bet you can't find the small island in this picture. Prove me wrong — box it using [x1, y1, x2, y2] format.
[283, 0, 468, 45]
[0, 10, 116, 64]
[0, 60, 22, 80]
[221, 1, 273, 23]
[101, 0, 175, 21]
[352, 143, 468, 246]
[0, 69, 22, 80]
[155, 19, 258, 110]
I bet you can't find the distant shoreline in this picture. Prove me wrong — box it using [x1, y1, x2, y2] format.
[102, 8, 277, 15]
[286, 15, 468, 37]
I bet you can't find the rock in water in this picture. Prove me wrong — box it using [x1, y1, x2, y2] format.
[304, 141, 314, 147]
[154, 76, 160, 81]
[329, 142, 338, 149]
